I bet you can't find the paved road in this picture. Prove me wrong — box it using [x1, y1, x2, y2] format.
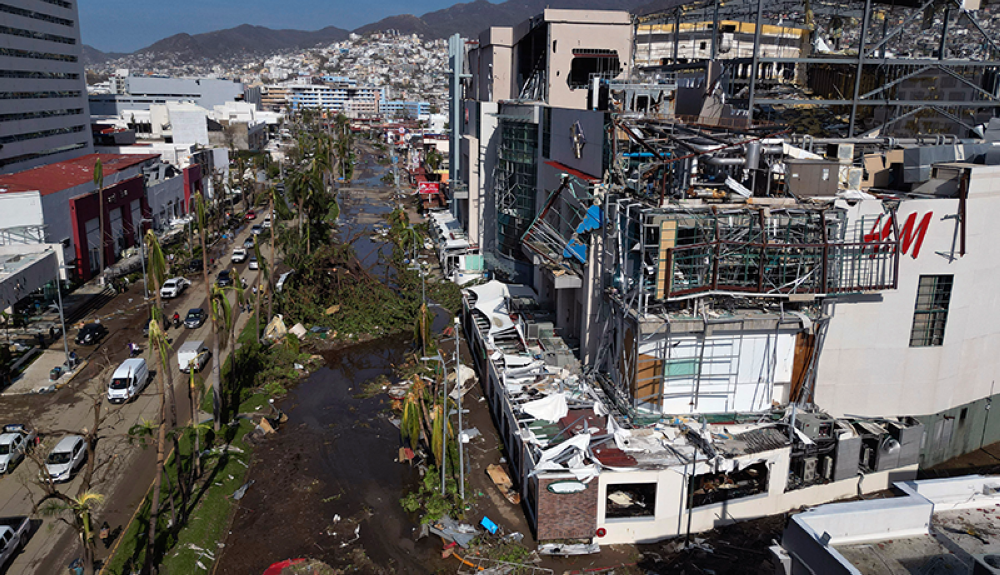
[0, 219, 275, 575]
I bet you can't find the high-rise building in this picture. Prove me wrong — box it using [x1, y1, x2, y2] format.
[0, 0, 93, 173]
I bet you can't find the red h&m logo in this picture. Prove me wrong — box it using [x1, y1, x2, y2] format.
[863, 211, 933, 259]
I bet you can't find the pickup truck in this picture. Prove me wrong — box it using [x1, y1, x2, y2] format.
[231, 248, 248, 264]
[0, 425, 37, 474]
[159, 277, 190, 299]
[0, 516, 29, 569]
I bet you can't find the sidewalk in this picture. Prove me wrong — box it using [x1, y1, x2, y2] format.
[3, 349, 87, 395]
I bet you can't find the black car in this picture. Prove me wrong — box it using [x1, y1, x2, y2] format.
[75, 323, 107, 345]
[188, 259, 203, 273]
[184, 308, 207, 329]
[216, 270, 233, 287]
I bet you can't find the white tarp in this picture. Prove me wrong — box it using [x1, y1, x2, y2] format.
[522, 393, 569, 423]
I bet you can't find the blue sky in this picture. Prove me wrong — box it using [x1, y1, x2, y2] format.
[80, 0, 463, 53]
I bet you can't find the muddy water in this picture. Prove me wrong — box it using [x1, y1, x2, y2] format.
[217, 156, 450, 574]
[294, 338, 442, 573]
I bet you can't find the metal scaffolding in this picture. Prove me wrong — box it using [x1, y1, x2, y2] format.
[637, 0, 1000, 137]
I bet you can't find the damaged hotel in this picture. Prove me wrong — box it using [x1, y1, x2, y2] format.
[437, 0, 1000, 551]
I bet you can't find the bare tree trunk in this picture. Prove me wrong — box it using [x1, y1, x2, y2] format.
[145, 282, 173, 575]
[255, 277, 262, 342]
[200, 212, 222, 432]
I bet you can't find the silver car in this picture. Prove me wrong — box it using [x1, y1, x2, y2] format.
[43, 435, 85, 483]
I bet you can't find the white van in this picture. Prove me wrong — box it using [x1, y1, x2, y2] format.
[177, 340, 210, 373]
[107, 358, 150, 404]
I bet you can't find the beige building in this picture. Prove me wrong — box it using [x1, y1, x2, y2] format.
[466, 9, 633, 110]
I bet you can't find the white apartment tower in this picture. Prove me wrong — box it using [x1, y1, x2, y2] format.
[0, 0, 93, 173]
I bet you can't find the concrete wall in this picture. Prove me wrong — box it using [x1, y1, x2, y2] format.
[817, 178, 1000, 417]
[473, 27, 513, 102]
[168, 104, 210, 146]
[147, 173, 186, 230]
[544, 11, 632, 110]
[595, 450, 917, 545]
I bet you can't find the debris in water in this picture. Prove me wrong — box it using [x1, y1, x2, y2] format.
[231, 480, 254, 500]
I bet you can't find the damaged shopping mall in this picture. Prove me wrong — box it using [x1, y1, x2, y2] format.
[450, 6, 1000, 550]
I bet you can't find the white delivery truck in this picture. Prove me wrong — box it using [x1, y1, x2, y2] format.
[177, 340, 210, 373]
[107, 358, 150, 404]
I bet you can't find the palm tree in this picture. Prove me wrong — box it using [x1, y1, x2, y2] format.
[252, 237, 267, 341]
[39, 492, 104, 575]
[194, 193, 222, 430]
[142, 230, 172, 575]
[209, 278, 241, 422]
[267, 188, 278, 325]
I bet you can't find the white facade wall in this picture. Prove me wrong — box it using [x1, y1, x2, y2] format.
[595, 449, 916, 545]
[0, 0, 93, 172]
[817, 168, 1000, 417]
[167, 103, 209, 146]
[146, 175, 186, 230]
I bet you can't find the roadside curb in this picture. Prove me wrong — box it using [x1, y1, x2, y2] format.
[54, 359, 89, 391]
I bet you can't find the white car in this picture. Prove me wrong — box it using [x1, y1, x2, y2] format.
[248, 257, 259, 270]
[263, 217, 272, 229]
[0, 425, 35, 474]
[232, 248, 248, 264]
[159, 277, 189, 299]
[43, 435, 85, 483]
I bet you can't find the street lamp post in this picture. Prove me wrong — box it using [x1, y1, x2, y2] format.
[49, 254, 70, 370]
[136, 218, 153, 299]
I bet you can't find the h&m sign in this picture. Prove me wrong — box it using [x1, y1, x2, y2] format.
[863, 211, 933, 259]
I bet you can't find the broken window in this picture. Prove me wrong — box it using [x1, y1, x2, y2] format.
[909, 275, 953, 347]
[568, 49, 621, 89]
[688, 462, 768, 508]
[606, 483, 656, 518]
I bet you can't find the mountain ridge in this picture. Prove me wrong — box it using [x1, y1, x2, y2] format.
[83, 0, 684, 67]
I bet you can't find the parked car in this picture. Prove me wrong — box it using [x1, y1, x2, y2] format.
[0, 516, 30, 569]
[231, 248, 248, 264]
[75, 323, 107, 345]
[245, 210, 257, 220]
[178, 340, 210, 373]
[251, 225, 263, 236]
[184, 308, 207, 329]
[263, 217, 272, 229]
[0, 425, 36, 474]
[43, 435, 85, 483]
[159, 277, 189, 299]
[216, 270, 233, 287]
[107, 358, 150, 404]
[248, 257, 259, 270]
[188, 258, 203, 273]
[243, 238, 255, 250]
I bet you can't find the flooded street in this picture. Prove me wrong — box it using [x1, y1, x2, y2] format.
[216, 335, 449, 574]
[216, 151, 450, 574]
